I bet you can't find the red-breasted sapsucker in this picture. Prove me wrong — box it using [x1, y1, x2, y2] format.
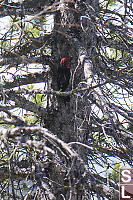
[57, 57, 71, 92]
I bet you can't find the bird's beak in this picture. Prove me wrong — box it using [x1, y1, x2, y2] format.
[66, 63, 71, 69]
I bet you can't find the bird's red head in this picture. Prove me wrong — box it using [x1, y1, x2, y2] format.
[60, 57, 71, 69]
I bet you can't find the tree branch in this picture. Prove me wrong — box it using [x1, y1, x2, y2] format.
[6, 90, 47, 118]
[3, 70, 49, 89]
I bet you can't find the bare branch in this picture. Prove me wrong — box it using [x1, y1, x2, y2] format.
[3, 70, 49, 89]
[6, 90, 47, 118]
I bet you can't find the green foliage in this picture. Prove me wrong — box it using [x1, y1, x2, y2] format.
[101, 0, 117, 7]
[1, 41, 10, 48]
[107, 48, 121, 60]
[24, 114, 38, 125]
[101, 46, 133, 69]
[24, 85, 46, 125]
[10, 16, 22, 31]
[32, 93, 46, 106]
[28, 84, 46, 106]
[107, 0, 117, 5]
[121, 51, 133, 67]
[27, 84, 34, 90]
[0, 153, 8, 167]
[109, 163, 120, 182]
[10, 17, 41, 38]
[0, 120, 15, 129]
[25, 22, 40, 38]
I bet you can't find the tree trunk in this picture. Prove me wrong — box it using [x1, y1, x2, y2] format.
[45, 1, 98, 199]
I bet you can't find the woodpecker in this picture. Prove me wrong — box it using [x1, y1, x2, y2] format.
[57, 57, 71, 92]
